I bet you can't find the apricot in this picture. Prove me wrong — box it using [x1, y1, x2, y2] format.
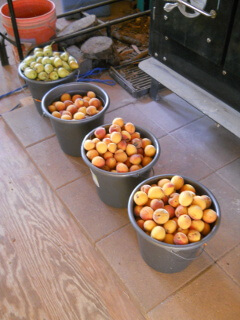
[92, 138, 100, 144]
[173, 232, 189, 245]
[151, 226, 166, 241]
[164, 219, 177, 234]
[134, 205, 143, 217]
[117, 139, 127, 150]
[74, 98, 85, 108]
[130, 165, 142, 172]
[60, 93, 71, 101]
[164, 234, 174, 244]
[103, 151, 113, 160]
[102, 137, 111, 145]
[201, 195, 212, 209]
[158, 178, 170, 188]
[116, 163, 129, 173]
[87, 91, 96, 98]
[142, 156, 152, 167]
[162, 182, 175, 196]
[180, 184, 196, 193]
[179, 190, 194, 206]
[131, 138, 142, 149]
[153, 208, 169, 224]
[96, 141, 108, 154]
[201, 222, 211, 236]
[66, 104, 77, 115]
[168, 193, 180, 207]
[108, 142, 117, 153]
[114, 150, 128, 163]
[131, 131, 141, 140]
[202, 209, 217, 223]
[109, 124, 121, 133]
[121, 130, 131, 142]
[86, 105, 97, 116]
[177, 227, 189, 235]
[133, 191, 149, 206]
[63, 100, 73, 108]
[139, 206, 154, 221]
[124, 122, 135, 134]
[94, 127, 106, 139]
[148, 186, 165, 199]
[144, 145, 156, 157]
[55, 101, 65, 111]
[140, 184, 151, 194]
[92, 156, 105, 168]
[105, 157, 117, 169]
[171, 175, 184, 190]
[52, 111, 61, 118]
[188, 205, 203, 220]
[192, 195, 207, 210]
[61, 114, 72, 120]
[190, 220, 205, 232]
[125, 144, 137, 156]
[175, 205, 188, 217]
[48, 104, 56, 113]
[110, 131, 122, 144]
[78, 106, 87, 114]
[150, 199, 164, 210]
[137, 219, 145, 230]
[164, 204, 175, 219]
[144, 220, 157, 232]
[129, 154, 142, 165]
[84, 139, 95, 151]
[89, 97, 101, 108]
[188, 230, 201, 243]
[141, 138, 151, 148]
[71, 94, 82, 102]
[177, 214, 191, 229]
[86, 149, 99, 160]
[112, 117, 124, 127]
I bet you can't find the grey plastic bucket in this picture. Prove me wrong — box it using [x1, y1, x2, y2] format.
[81, 124, 161, 208]
[41, 82, 110, 157]
[18, 63, 78, 115]
[128, 174, 221, 273]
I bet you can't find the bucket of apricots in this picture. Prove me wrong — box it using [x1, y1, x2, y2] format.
[80, 117, 161, 208]
[41, 82, 110, 156]
[128, 174, 221, 273]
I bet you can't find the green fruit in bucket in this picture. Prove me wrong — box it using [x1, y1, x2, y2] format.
[24, 67, 37, 79]
[42, 57, 52, 65]
[43, 42, 54, 56]
[68, 55, 76, 62]
[60, 50, 69, 62]
[44, 63, 54, 74]
[38, 71, 49, 81]
[33, 63, 44, 73]
[54, 57, 63, 68]
[30, 61, 37, 68]
[69, 60, 79, 70]
[57, 67, 70, 78]
[49, 71, 59, 80]
[19, 61, 28, 71]
[24, 55, 36, 66]
[62, 61, 72, 71]
[36, 57, 43, 63]
[34, 51, 44, 58]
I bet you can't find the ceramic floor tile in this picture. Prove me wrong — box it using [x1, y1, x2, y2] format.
[27, 136, 88, 190]
[148, 264, 240, 320]
[104, 102, 167, 139]
[217, 158, 240, 193]
[217, 244, 240, 286]
[200, 173, 240, 260]
[172, 116, 240, 170]
[153, 135, 213, 179]
[2, 104, 54, 147]
[96, 224, 214, 313]
[135, 92, 203, 133]
[57, 174, 129, 243]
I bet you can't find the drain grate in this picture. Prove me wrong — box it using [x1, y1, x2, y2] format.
[109, 61, 152, 98]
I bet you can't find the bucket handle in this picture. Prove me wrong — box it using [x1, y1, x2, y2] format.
[169, 243, 206, 261]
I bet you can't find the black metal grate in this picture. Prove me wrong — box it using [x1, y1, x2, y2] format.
[109, 61, 152, 98]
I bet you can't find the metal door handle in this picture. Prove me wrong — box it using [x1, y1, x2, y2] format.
[164, 0, 217, 18]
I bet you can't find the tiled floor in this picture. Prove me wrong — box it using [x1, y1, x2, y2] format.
[1, 1, 240, 319]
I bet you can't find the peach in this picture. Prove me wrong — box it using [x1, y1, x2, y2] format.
[86, 149, 99, 160]
[202, 209, 217, 223]
[74, 98, 85, 108]
[134, 205, 143, 217]
[73, 112, 85, 120]
[110, 131, 122, 144]
[201, 195, 212, 209]
[105, 157, 117, 169]
[87, 91, 96, 98]
[114, 150, 128, 163]
[164, 234, 174, 244]
[141, 138, 152, 148]
[89, 97, 101, 108]
[131, 138, 142, 149]
[143, 220, 157, 232]
[201, 222, 211, 236]
[136, 219, 145, 230]
[133, 191, 149, 206]
[158, 178, 170, 188]
[188, 205, 203, 220]
[141, 156, 152, 167]
[60, 93, 71, 101]
[177, 214, 192, 229]
[153, 208, 169, 224]
[140, 184, 151, 194]
[108, 142, 117, 153]
[190, 220, 205, 232]
[151, 226, 166, 241]
[96, 141, 108, 154]
[175, 205, 188, 217]
[92, 156, 105, 168]
[168, 193, 180, 207]
[116, 163, 129, 173]
[144, 145, 156, 157]
[179, 190, 194, 206]
[117, 139, 127, 150]
[86, 105, 97, 116]
[52, 111, 61, 118]
[126, 144, 137, 156]
[109, 124, 122, 133]
[164, 205, 175, 219]
[162, 182, 175, 196]
[112, 117, 124, 127]
[180, 184, 196, 193]
[84, 139, 95, 151]
[72, 94, 82, 102]
[192, 195, 207, 210]
[130, 165, 141, 172]
[150, 199, 164, 210]
[124, 122, 135, 134]
[188, 230, 201, 243]
[94, 127, 106, 139]
[61, 114, 72, 120]
[170, 175, 184, 190]
[164, 219, 177, 234]
[103, 151, 113, 160]
[129, 154, 142, 165]
[121, 130, 131, 142]
[148, 186, 165, 199]
[173, 232, 189, 245]
[55, 101, 65, 111]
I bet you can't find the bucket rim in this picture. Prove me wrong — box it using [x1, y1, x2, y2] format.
[127, 174, 221, 251]
[81, 124, 161, 177]
[41, 82, 110, 124]
[0, 0, 56, 20]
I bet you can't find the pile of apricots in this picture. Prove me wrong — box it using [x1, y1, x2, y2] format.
[133, 175, 218, 245]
